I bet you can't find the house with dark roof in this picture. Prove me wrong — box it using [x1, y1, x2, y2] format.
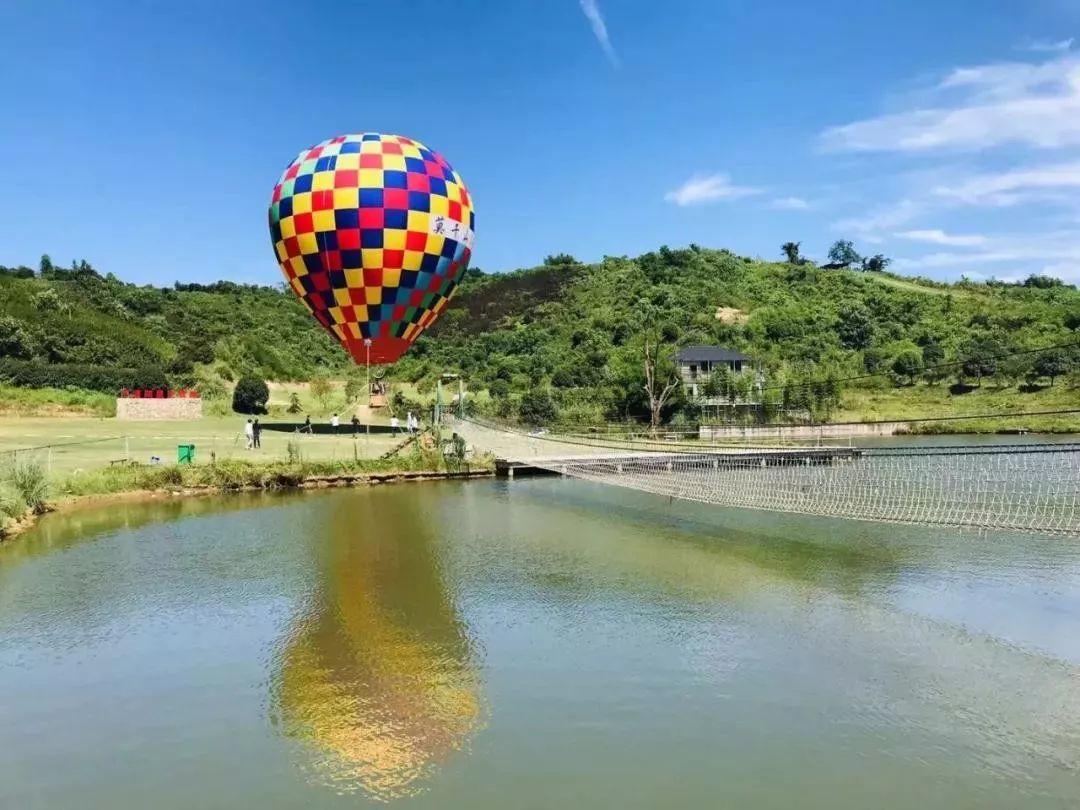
[675, 345, 755, 401]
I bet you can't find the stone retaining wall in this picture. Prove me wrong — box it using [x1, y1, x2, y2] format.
[116, 398, 203, 421]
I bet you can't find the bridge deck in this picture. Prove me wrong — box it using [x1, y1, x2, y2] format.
[496, 447, 863, 478]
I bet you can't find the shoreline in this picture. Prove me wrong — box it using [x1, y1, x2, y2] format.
[0, 467, 494, 544]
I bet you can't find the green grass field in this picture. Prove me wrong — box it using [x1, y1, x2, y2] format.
[0, 415, 409, 477]
[834, 381, 1080, 432]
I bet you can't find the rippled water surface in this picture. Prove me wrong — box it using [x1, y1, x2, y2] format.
[2, 480, 1079, 808]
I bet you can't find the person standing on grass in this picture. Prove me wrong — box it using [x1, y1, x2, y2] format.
[331, 413, 340, 430]
[252, 417, 262, 449]
[304, 415, 312, 433]
[391, 414, 400, 435]
[244, 418, 254, 450]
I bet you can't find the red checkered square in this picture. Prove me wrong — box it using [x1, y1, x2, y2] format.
[384, 188, 409, 209]
[359, 208, 384, 229]
[334, 170, 358, 187]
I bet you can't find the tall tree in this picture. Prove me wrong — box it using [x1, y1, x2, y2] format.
[861, 254, 891, 272]
[643, 334, 680, 435]
[781, 242, 802, 264]
[1033, 351, 1069, 387]
[827, 240, 861, 268]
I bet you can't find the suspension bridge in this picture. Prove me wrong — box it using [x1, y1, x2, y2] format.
[452, 418, 1080, 536]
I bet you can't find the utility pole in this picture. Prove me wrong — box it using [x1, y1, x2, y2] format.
[364, 338, 372, 456]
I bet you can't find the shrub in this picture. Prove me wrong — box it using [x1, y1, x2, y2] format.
[0, 481, 27, 523]
[520, 388, 557, 425]
[232, 376, 270, 414]
[3, 458, 47, 514]
[0, 359, 169, 394]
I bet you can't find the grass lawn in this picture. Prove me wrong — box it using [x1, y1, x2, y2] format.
[0, 415, 408, 476]
[835, 381, 1080, 432]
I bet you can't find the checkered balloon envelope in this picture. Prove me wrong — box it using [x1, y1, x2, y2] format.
[269, 133, 474, 365]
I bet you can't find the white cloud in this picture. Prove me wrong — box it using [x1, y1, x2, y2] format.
[579, 0, 618, 67]
[664, 173, 763, 206]
[892, 230, 1080, 281]
[820, 54, 1080, 152]
[895, 229, 988, 247]
[932, 160, 1080, 205]
[1019, 37, 1074, 53]
[770, 196, 810, 210]
[834, 198, 925, 234]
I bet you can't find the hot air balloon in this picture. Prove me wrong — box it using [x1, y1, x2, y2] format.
[269, 133, 475, 365]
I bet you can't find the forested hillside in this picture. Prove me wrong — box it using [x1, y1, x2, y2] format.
[1, 249, 1078, 425]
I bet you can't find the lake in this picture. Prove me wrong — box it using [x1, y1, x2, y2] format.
[1, 479, 1079, 808]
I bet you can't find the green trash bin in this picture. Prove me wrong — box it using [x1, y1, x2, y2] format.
[178, 444, 196, 465]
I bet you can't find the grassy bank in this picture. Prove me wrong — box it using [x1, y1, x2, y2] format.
[0, 450, 493, 541]
[54, 451, 491, 499]
[834, 381, 1080, 433]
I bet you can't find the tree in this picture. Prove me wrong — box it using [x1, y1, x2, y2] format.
[781, 242, 802, 264]
[344, 374, 365, 402]
[702, 369, 723, 399]
[921, 339, 944, 368]
[287, 392, 303, 413]
[891, 349, 924, 385]
[827, 240, 861, 268]
[862, 254, 891, 273]
[32, 288, 63, 312]
[38, 254, 53, 275]
[543, 253, 580, 267]
[643, 334, 680, 435]
[959, 338, 1001, 387]
[0, 316, 33, 359]
[836, 305, 873, 350]
[489, 379, 510, 400]
[232, 376, 270, 414]
[309, 370, 334, 410]
[1033, 351, 1069, 386]
[863, 347, 884, 373]
[519, 388, 557, 425]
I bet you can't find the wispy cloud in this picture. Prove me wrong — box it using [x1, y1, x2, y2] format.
[834, 198, 926, 234]
[895, 229, 987, 247]
[891, 230, 1080, 281]
[932, 160, 1080, 205]
[769, 196, 811, 210]
[579, 0, 618, 67]
[820, 54, 1080, 152]
[664, 173, 763, 206]
[1019, 37, 1074, 53]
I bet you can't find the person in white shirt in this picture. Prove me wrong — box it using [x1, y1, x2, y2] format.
[244, 418, 254, 450]
[391, 415, 400, 435]
[330, 414, 339, 429]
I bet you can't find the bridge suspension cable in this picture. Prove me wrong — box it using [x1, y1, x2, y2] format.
[454, 419, 1080, 536]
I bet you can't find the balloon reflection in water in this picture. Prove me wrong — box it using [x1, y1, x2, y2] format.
[269, 499, 484, 799]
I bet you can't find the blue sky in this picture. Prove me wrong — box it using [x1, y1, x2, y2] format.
[2, 0, 1080, 285]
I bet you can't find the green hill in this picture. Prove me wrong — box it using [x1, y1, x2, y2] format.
[1, 250, 1078, 427]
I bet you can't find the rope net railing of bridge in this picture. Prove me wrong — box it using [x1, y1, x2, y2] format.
[453, 419, 1080, 536]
